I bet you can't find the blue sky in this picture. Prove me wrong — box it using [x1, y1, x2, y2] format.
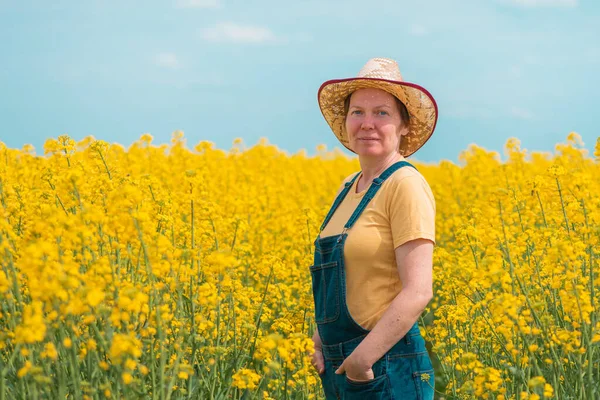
[0, 0, 598, 163]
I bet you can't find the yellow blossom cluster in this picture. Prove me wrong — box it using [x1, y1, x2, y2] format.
[427, 133, 599, 399]
[0, 132, 598, 399]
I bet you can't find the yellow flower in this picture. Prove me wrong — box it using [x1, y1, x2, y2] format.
[543, 383, 554, 397]
[87, 339, 97, 351]
[528, 344, 539, 353]
[109, 333, 143, 364]
[178, 371, 189, 380]
[42, 342, 58, 360]
[140, 133, 153, 144]
[528, 376, 546, 390]
[17, 361, 32, 378]
[15, 302, 46, 344]
[86, 288, 105, 307]
[232, 368, 261, 390]
[547, 164, 565, 177]
[124, 358, 137, 371]
[122, 372, 133, 385]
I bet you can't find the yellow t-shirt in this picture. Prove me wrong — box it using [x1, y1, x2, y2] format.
[319, 160, 436, 330]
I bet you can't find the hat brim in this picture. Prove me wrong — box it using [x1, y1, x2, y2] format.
[318, 77, 438, 157]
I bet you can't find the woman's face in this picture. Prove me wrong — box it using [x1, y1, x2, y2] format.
[345, 88, 408, 158]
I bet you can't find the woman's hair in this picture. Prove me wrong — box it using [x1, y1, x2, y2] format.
[343, 92, 410, 126]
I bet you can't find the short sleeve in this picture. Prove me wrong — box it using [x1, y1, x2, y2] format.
[387, 175, 436, 248]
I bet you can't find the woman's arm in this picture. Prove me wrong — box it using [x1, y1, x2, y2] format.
[335, 238, 434, 381]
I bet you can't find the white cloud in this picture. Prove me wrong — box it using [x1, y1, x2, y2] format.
[510, 107, 535, 120]
[503, 0, 577, 7]
[155, 53, 181, 69]
[200, 22, 279, 44]
[409, 24, 429, 36]
[176, 0, 220, 8]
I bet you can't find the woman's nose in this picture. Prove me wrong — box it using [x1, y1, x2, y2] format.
[360, 114, 374, 130]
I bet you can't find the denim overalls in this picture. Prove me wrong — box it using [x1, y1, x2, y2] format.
[310, 161, 435, 400]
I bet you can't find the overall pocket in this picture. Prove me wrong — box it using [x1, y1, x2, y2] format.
[345, 374, 389, 398]
[343, 356, 390, 399]
[386, 351, 431, 400]
[310, 261, 340, 324]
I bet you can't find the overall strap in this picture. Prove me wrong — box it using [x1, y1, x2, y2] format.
[319, 172, 361, 232]
[344, 161, 416, 231]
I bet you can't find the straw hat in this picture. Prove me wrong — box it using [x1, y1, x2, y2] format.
[318, 57, 438, 157]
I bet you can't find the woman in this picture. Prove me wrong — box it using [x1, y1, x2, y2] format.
[310, 57, 438, 399]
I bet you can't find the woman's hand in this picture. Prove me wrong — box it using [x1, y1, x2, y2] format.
[335, 353, 374, 382]
[311, 331, 325, 374]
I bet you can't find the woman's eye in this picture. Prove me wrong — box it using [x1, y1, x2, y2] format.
[351, 110, 362, 115]
[377, 110, 389, 116]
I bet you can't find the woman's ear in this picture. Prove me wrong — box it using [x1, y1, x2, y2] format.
[398, 125, 409, 137]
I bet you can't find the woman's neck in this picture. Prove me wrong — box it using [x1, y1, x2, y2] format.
[358, 152, 404, 183]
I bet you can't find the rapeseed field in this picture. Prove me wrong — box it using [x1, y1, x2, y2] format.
[0, 132, 598, 399]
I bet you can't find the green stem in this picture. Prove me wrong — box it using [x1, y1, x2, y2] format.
[535, 191, 548, 228]
[97, 150, 112, 180]
[248, 266, 274, 360]
[191, 198, 195, 250]
[555, 177, 570, 235]
[157, 306, 166, 400]
[498, 200, 516, 295]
